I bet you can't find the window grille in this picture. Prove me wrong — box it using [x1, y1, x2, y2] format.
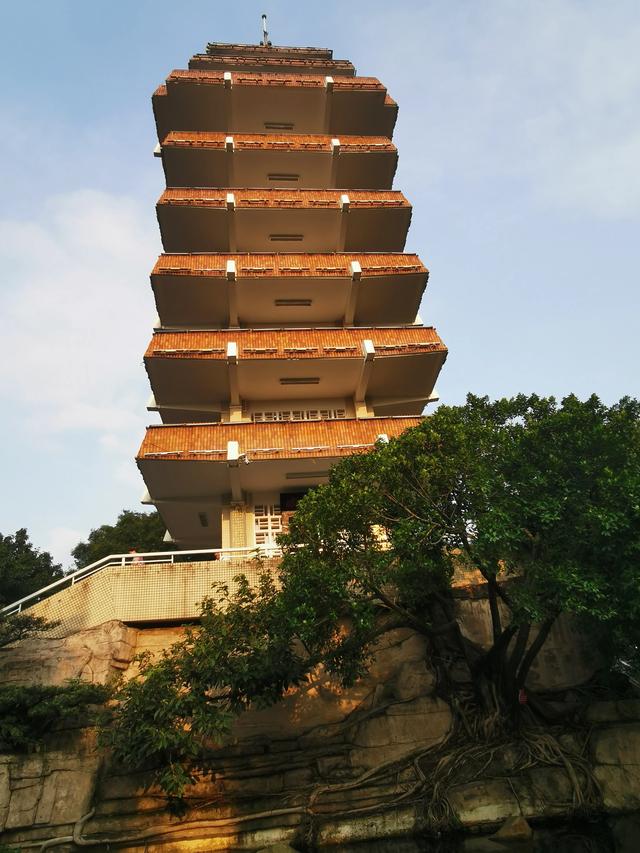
[253, 503, 282, 546]
[252, 408, 346, 423]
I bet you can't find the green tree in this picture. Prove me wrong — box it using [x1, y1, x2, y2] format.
[0, 529, 63, 607]
[71, 510, 170, 568]
[0, 532, 110, 753]
[0, 528, 64, 645]
[105, 394, 640, 801]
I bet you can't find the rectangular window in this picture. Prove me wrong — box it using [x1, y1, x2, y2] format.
[274, 298, 312, 307]
[253, 503, 282, 546]
[264, 122, 294, 130]
[280, 491, 308, 512]
[268, 173, 300, 182]
[252, 409, 346, 422]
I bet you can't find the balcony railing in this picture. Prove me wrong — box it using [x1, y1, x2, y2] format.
[1, 546, 280, 617]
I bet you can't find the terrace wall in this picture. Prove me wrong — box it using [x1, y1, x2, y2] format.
[0, 572, 619, 850]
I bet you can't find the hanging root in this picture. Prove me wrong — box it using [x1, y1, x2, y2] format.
[302, 704, 602, 837]
[415, 720, 602, 832]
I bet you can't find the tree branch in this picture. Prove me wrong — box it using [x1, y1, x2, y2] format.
[516, 616, 556, 688]
[507, 622, 531, 681]
[487, 582, 502, 641]
[369, 585, 449, 638]
[480, 623, 518, 675]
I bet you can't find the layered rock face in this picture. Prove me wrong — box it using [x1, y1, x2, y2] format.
[1, 605, 638, 850]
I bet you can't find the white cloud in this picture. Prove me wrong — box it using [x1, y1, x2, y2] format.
[45, 526, 85, 570]
[0, 188, 158, 567]
[363, 0, 640, 218]
[0, 189, 157, 443]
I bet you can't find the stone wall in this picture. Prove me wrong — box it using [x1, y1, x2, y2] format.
[0, 608, 633, 850]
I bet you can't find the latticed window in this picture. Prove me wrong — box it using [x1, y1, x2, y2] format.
[252, 408, 346, 422]
[253, 503, 282, 546]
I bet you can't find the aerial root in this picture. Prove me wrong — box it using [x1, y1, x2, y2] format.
[23, 718, 600, 849]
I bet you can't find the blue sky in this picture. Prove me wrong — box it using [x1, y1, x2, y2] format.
[1, 0, 639, 568]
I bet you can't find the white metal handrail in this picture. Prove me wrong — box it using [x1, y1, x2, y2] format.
[1, 545, 281, 616]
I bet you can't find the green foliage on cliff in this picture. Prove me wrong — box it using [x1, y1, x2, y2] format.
[0, 680, 110, 751]
[71, 509, 171, 568]
[0, 611, 112, 753]
[0, 608, 112, 750]
[104, 572, 302, 800]
[105, 394, 640, 801]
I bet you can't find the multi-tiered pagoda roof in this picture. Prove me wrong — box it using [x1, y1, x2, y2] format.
[138, 39, 447, 549]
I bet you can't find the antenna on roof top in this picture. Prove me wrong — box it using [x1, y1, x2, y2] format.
[261, 13, 272, 47]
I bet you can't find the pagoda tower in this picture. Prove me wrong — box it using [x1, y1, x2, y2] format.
[137, 33, 447, 552]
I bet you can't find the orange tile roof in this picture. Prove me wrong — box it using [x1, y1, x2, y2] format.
[167, 70, 385, 91]
[190, 55, 355, 74]
[153, 84, 167, 98]
[161, 131, 396, 153]
[138, 416, 421, 461]
[145, 327, 446, 360]
[152, 253, 427, 278]
[157, 188, 409, 209]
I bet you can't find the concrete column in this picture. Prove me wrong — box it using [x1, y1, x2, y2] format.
[330, 138, 340, 187]
[355, 339, 375, 415]
[227, 341, 240, 406]
[323, 76, 334, 132]
[227, 193, 237, 252]
[229, 503, 249, 548]
[344, 260, 361, 325]
[223, 72, 233, 130]
[338, 194, 350, 251]
[225, 135, 235, 185]
[226, 259, 239, 327]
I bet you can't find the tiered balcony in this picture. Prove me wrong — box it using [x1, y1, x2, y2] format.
[151, 252, 428, 327]
[138, 416, 422, 546]
[145, 326, 447, 423]
[156, 188, 411, 253]
[153, 72, 397, 141]
[159, 132, 397, 190]
[189, 53, 356, 77]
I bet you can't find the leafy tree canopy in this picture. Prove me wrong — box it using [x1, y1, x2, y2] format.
[106, 394, 640, 801]
[72, 510, 170, 568]
[0, 533, 110, 755]
[0, 529, 63, 608]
